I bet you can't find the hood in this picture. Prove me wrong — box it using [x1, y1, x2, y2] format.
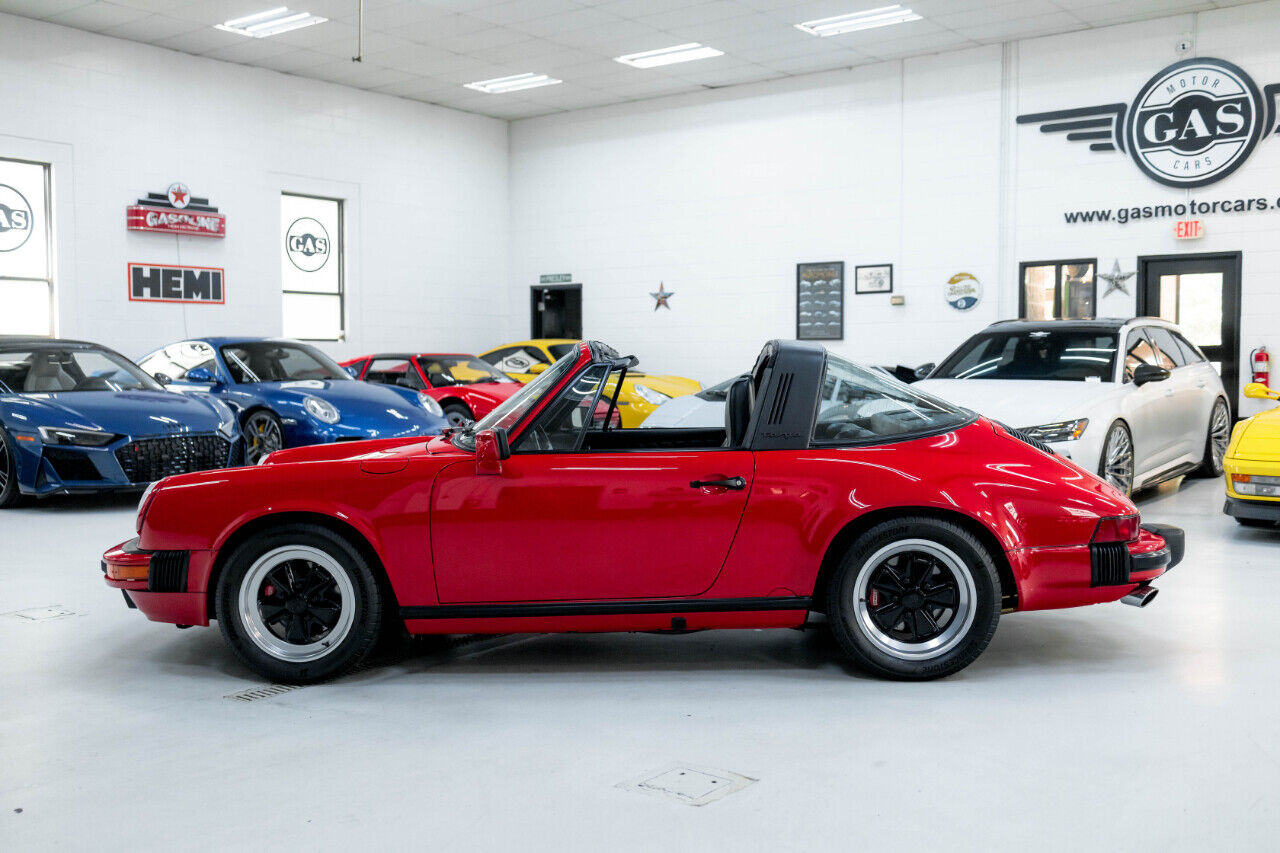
[0, 389, 223, 436]
[450, 382, 521, 407]
[249, 379, 428, 416]
[627, 374, 701, 397]
[914, 378, 1117, 428]
[1233, 407, 1280, 461]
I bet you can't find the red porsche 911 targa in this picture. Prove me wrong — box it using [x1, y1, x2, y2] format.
[103, 340, 1183, 683]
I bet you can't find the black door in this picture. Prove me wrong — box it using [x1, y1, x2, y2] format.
[1137, 252, 1241, 412]
[530, 284, 582, 338]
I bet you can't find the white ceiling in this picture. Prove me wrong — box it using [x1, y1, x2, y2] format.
[0, 0, 1263, 119]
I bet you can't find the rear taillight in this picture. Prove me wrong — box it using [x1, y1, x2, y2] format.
[1092, 515, 1140, 543]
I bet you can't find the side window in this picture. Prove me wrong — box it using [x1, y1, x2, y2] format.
[137, 341, 216, 381]
[1123, 330, 1159, 382]
[514, 365, 608, 452]
[366, 358, 422, 390]
[1170, 331, 1205, 364]
[1144, 327, 1185, 370]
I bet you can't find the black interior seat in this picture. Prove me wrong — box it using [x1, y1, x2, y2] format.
[723, 374, 753, 447]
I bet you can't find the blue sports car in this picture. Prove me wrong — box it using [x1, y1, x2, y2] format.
[137, 337, 448, 464]
[0, 337, 242, 508]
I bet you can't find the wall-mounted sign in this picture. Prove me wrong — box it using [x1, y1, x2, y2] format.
[1175, 219, 1205, 239]
[796, 262, 844, 340]
[944, 273, 981, 311]
[126, 183, 226, 237]
[285, 217, 330, 272]
[128, 263, 225, 304]
[650, 282, 674, 311]
[1018, 57, 1277, 188]
[0, 183, 33, 252]
[540, 273, 572, 284]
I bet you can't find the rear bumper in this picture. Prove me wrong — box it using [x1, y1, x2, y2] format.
[1223, 496, 1280, 522]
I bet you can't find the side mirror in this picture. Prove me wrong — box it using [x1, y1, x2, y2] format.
[475, 427, 511, 475]
[152, 372, 172, 386]
[1244, 382, 1280, 400]
[344, 365, 359, 378]
[914, 362, 936, 380]
[184, 367, 218, 384]
[527, 363, 548, 375]
[1133, 363, 1170, 386]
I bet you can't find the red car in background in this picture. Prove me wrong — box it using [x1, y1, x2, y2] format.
[104, 340, 1183, 685]
[341, 353, 519, 428]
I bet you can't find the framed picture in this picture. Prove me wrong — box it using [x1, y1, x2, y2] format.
[796, 262, 844, 341]
[855, 264, 893, 295]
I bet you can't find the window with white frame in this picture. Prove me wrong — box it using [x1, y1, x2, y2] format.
[281, 192, 343, 340]
[0, 158, 53, 336]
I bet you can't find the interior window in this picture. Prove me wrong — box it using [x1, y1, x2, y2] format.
[366, 358, 423, 390]
[1144, 327, 1186, 369]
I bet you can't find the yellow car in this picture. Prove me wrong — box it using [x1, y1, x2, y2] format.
[1223, 382, 1280, 527]
[478, 339, 701, 428]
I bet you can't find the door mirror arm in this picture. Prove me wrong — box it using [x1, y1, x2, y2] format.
[475, 427, 511, 475]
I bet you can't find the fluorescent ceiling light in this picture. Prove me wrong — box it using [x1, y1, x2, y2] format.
[615, 43, 724, 69]
[795, 5, 922, 37]
[216, 7, 327, 38]
[464, 73, 563, 94]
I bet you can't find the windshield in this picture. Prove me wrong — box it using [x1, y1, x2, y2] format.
[418, 356, 515, 387]
[453, 346, 581, 450]
[813, 355, 971, 444]
[219, 342, 349, 383]
[933, 329, 1118, 382]
[0, 347, 162, 393]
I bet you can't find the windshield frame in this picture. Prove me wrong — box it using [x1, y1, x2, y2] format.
[932, 328, 1120, 383]
[452, 345, 584, 451]
[217, 341, 351, 384]
[0, 345, 164, 394]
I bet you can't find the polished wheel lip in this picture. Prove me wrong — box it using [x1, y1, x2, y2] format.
[244, 412, 283, 465]
[238, 545, 355, 663]
[1104, 424, 1134, 494]
[445, 409, 470, 428]
[851, 538, 976, 661]
[1209, 401, 1230, 471]
[0, 431, 10, 494]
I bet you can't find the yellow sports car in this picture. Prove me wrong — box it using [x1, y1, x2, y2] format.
[478, 339, 701, 428]
[1223, 383, 1280, 527]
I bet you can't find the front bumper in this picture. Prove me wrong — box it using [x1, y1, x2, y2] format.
[1223, 495, 1280, 522]
[102, 538, 210, 626]
[13, 431, 241, 497]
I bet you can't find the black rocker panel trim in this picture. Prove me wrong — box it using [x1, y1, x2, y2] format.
[400, 596, 813, 620]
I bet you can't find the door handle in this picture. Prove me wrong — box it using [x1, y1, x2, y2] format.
[690, 476, 746, 490]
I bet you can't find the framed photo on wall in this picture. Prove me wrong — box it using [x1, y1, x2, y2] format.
[796, 262, 844, 341]
[855, 264, 893, 295]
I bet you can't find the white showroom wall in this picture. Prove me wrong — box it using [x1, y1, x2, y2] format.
[0, 12, 508, 362]
[508, 1, 1280, 396]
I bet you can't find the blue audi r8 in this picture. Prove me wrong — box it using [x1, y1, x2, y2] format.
[0, 337, 242, 508]
[137, 337, 448, 464]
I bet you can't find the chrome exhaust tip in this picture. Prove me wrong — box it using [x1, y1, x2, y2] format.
[1121, 585, 1159, 608]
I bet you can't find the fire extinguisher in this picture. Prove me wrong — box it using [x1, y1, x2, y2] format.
[1252, 346, 1270, 386]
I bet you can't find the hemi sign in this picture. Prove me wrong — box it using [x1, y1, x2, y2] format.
[128, 263, 225, 304]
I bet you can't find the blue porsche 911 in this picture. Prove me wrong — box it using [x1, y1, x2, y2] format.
[0, 337, 242, 508]
[137, 337, 448, 464]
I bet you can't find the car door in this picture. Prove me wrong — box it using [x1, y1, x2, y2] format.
[1143, 326, 1200, 460]
[430, 363, 753, 603]
[1121, 327, 1181, 473]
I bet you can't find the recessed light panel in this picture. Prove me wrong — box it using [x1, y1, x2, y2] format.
[795, 5, 922, 37]
[216, 6, 328, 38]
[464, 73, 563, 94]
[615, 43, 725, 69]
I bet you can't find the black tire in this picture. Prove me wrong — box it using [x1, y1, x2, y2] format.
[441, 401, 473, 429]
[0, 427, 22, 509]
[243, 409, 284, 466]
[1235, 517, 1274, 529]
[1193, 398, 1230, 478]
[1099, 421, 1135, 496]
[826, 517, 1000, 680]
[215, 524, 382, 683]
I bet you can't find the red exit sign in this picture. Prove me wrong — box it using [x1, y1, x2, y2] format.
[1174, 219, 1204, 239]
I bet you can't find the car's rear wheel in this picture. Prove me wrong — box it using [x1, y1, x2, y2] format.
[244, 410, 284, 465]
[442, 401, 473, 428]
[0, 428, 22, 509]
[1100, 421, 1134, 495]
[216, 524, 381, 683]
[827, 518, 1000, 680]
[1193, 399, 1230, 478]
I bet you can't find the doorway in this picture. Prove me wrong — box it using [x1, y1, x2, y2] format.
[1137, 252, 1241, 411]
[530, 284, 582, 339]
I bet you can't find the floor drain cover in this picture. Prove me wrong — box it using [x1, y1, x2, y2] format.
[7, 606, 78, 621]
[224, 684, 304, 702]
[618, 764, 756, 806]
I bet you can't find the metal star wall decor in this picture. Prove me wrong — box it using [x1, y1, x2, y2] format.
[1099, 259, 1135, 297]
[650, 282, 674, 311]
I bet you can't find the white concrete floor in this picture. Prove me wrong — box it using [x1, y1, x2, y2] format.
[1, 477, 1277, 850]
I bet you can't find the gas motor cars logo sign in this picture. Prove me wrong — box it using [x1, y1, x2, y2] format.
[0, 183, 33, 252]
[285, 217, 330, 272]
[1018, 57, 1280, 188]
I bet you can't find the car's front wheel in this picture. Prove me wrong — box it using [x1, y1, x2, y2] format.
[244, 410, 284, 465]
[827, 517, 1000, 680]
[0, 427, 22, 509]
[215, 524, 382, 683]
[441, 401, 473, 428]
[1193, 399, 1230, 478]
[1100, 421, 1134, 495]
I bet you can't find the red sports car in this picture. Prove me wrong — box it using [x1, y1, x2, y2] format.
[103, 340, 1183, 683]
[341, 352, 520, 427]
